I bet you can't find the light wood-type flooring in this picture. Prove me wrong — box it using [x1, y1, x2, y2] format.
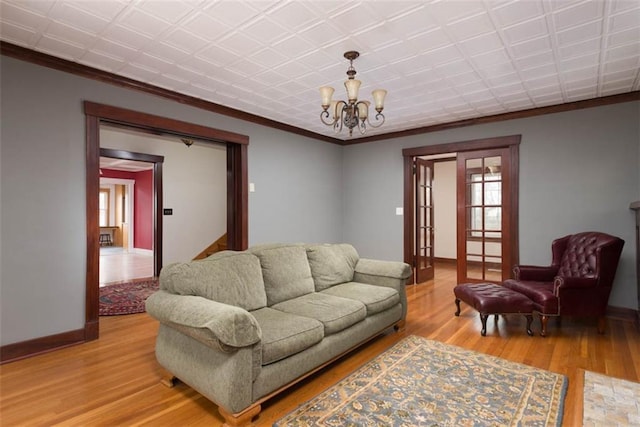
[1, 263, 639, 426]
[100, 247, 154, 285]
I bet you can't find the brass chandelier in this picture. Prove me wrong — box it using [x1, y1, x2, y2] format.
[319, 51, 387, 137]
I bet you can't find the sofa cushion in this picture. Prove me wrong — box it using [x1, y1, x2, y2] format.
[272, 293, 366, 335]
[251, 245, 315, 306]
[159, 251, 267, 311]
[320, 282, 400, 315]
[306, 244, 359, 291]
[250, 307, 324, 365]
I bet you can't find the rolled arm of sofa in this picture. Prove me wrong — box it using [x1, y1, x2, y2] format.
[145, 290, 262, 349]
[354, 258, 411, 319]
[354, 258, 412, 284]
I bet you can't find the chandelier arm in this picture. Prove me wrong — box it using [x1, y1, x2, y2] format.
[320, 110, 336, 126]
[334, 106, 345, 133]
[353, 100, 367, 135]
[366, 112, 386, 129]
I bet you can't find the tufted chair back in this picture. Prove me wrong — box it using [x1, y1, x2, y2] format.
[553, 232, 624, 287]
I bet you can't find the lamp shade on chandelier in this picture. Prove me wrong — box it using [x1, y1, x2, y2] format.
[320, 51, 387, 137]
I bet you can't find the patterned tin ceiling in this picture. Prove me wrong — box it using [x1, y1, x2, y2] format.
[1, 0, 639, 140]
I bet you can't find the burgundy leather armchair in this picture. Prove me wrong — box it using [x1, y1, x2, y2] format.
[503, 232, 624, 336]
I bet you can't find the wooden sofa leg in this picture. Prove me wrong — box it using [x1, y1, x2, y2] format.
[394, 319, 406, 332]
[219, 404, 261, 427]
[160, 369, 178, 388]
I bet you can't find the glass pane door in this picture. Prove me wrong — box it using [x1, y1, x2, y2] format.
[457, 148, 511, 283]
[415, 158, 434, 283]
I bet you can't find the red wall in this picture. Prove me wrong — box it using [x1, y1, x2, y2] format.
[101, 169, 153, 250]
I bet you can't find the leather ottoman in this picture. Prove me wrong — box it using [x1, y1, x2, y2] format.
[454, 282, 534, 336]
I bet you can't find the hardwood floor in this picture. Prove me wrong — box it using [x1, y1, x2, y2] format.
[100, 247, 154, 285]
[1, 263, 638, 426]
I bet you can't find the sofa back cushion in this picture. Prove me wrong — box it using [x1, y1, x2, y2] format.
[250, 244, 315, 306]
[159, 251, 267, 311]
[306, 243, 359, 291]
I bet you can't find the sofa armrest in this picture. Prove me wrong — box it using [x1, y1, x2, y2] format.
[514, 265, 558, 281]
[353, 259, 411, 320]
[354, 258, 412, 282]
[146, 290, 261, 349]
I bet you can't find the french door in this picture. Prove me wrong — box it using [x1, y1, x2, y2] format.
[414, 158, 434, 283]
[456, 148, 513, 284]
[403, 135, 520, 286]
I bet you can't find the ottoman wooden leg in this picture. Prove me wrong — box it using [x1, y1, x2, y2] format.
[479, 313, 488, 336]
[525, 315, 534, 336]
[455, 298, 461, 316]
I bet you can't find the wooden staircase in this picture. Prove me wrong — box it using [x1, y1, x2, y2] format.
[193, 233, 227, 260]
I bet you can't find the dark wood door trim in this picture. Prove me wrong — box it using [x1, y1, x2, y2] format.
[402, 135, 521, 157]
[403, 155, 416, 284]
[85, 114, 100, 340]
[403, 135, 520, 283]
[85, 102, 249, 341]
[227, 143, 249, 250]
[84, 102, 249, 146]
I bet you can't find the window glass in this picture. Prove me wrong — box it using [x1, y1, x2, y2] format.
[99, 190, 109, 227]
[469, 171, 501, 238]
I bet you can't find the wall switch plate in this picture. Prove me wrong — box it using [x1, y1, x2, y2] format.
[396, 207, 403, 215]
[249, 183, 255, 192]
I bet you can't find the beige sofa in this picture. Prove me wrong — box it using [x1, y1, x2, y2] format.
[146, 243, 411, 426]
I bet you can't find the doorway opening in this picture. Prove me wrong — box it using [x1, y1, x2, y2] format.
[85, 101, 249, 341]
[99, 150, 161, 285]
[403, 135, 520, 285]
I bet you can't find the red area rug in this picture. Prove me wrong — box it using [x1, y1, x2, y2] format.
[99, 278, 159, 316]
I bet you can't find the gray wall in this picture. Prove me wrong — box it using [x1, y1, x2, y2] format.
[0, 57, 343, 346]
[1, 55, 638, 347]
[343, 101, 639, 309]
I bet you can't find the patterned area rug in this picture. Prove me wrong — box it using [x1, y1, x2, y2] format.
[275, 335, 567, 426]
[583, 370, 640, 426]
[99, 278, 158, 316]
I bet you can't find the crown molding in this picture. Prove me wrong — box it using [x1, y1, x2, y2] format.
[345, 90, 640, 145]
[2, 41, 638, 147]
[0, 41, 342, 145]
